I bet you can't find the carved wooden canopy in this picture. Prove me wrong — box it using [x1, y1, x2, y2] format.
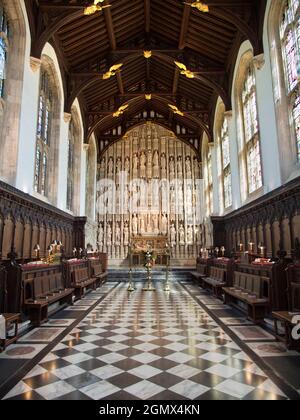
[25, 0, 267, 159]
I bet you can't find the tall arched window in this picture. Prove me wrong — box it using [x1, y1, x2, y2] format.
[0, 5, 9, 99]
[220, 117, 232, 209]
[280, 0, 300, 160]
[67, 120, 75, 211]
[241, 65, 262, 194]
[34, 70, 53, 196]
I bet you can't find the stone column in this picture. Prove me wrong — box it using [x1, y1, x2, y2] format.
[15, 57, 42, 194]
[81, 144, 89, 217]
[253, 53, 281, 193]
[57, 112, 71, 210]
[209, 142, 219, 215]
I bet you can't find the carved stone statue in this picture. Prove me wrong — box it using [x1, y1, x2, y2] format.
[187, 225, 193, 245]
[115, 223, 121, 245]
[116, 157, 122, 174]
[170, 187, 176, 214]
[185, 184, 193, 216]
[133, 153, 139, 173]
[161, 153, 167, 178]
[124, 223, 129, 246]
[177, 183, 184, 215]
[205, 217, 214, 248]
[147, 150, 152, 179]
[125, 157, 130, 173]
[161, 214, 168, 235]
[169, 156, 175, 179]
[186, 156, 192, 179]
[170, 223, 176, 246]
[106, 223, 112, 246]
[98, 223, 104, 246]
[195, 225, 202, 245]
[161, 183, 169, 214]
[179, 224, 185, 245]
[108, 157, 114, 177]
[100, 157, 106, 173]
[177, 156, 183, 178]
[153, 150, 160, 178]
[132, 214, 138, 236]
[140, 152, 146, 178]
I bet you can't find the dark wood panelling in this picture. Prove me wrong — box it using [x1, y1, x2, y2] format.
[0, 181, 86, 262]
[212, 176, 300, 259]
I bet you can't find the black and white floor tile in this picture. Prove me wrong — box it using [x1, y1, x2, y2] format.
[1, 277, 298, 400]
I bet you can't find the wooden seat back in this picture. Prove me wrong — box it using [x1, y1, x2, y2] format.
[287, 265, 300, 312]
[210, 267, 225, 282]
[92, 264, 102, 277]
[33, 273, 65, 299]
[72, 268, 89, 285]
[56, 274, 64, 290]
[233, 271, 269, 299]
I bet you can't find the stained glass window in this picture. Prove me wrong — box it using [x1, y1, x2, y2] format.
[0, 5, 9, 99]
[34, 70, 53, 195]
[241, 66, 262, 194]
[280, 0, 300, 161]
[220, 117, 232, 208]
[67, 120, 75, 211]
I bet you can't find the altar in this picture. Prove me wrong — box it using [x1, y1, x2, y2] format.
[131, 236, 169, 266]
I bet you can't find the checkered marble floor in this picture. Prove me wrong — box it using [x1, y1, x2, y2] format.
[2, 281, 290, 400]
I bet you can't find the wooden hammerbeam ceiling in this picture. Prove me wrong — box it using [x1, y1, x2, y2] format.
[25, 0, 266, 153]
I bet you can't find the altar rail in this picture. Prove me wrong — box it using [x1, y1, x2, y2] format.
[212, 176, 300, 259]
[0, 180, 86, 261]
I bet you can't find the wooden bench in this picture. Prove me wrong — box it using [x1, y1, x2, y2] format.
[71, 267, 96, 299]
[203, 267, 226, 298]
[191, 264, 208, 286]
[24, 273, 74, 326]
[223, 271, 269, 323]
[90, 263, 107, 288]
[0, 313, 21, 351]
[272, 311, 300, 350]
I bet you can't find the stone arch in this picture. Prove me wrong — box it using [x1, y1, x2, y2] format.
[69, 104, 83, 215]
[214, 99, 226, 213]
[233, 44, 260, 202]
[202, 132, 213, 218]
[0, 0, 27, 185]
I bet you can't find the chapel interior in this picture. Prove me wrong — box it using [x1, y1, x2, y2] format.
[0, 0, 300, 401]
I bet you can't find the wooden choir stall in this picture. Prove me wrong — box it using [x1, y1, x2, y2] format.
[1, 249, 108, 331]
